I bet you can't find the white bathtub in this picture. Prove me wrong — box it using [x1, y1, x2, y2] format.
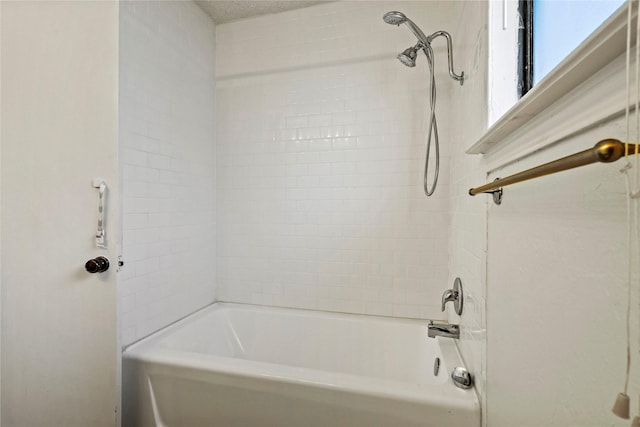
[122, 303, 480, 427]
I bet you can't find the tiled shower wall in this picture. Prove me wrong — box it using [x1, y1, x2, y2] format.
[215, 1, 460, 319]
[449, 0, 489, 419]
[119, 1, 216, 346]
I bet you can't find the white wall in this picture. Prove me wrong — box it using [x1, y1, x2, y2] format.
[448, 0, 490, 422]
[1, 2, 120, 425]
[0, 2, 3, 422]
[482, 54, 640, 425]
[215, 1, 460, 319]
[118, 1, 217, 346]
[485, 118, 640, 426]
[448, 2, 640, 425]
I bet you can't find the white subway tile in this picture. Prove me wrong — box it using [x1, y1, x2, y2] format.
[119, 0, 217, 346]
[123, 148, 148, 167]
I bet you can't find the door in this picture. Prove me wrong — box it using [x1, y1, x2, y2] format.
[1, 1, 120, 425]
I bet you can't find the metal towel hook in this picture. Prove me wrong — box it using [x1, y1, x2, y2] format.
[93, 179, 107, 248]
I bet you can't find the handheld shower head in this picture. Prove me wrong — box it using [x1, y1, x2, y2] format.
[382, 11, 429, 44]
[383, 11, 408, 26]
[383, 10, 464, 84]
[398, 45, 420, 67]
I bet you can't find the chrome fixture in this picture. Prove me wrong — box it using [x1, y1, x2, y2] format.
[433, 357, 441, 376]
[451, 366, 473, 389]
[383, 11, 464, 197]
[427, 321, 460, 339]
[398, 43, 420, 67]
[441, 277, 464, 315]
[382, 11, 463, 82]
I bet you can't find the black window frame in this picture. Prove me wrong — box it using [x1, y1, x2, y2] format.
[518, 0, 534, 98]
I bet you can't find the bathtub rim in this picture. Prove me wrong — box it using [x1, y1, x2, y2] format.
[123, 301, 454, 352]
[123, 302, 480, 412]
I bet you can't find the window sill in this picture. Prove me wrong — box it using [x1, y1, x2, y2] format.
[467, 4, 632, 158]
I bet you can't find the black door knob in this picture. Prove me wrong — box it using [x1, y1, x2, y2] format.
[85, 256, 109, 273]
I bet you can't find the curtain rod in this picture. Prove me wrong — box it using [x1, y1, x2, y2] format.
[469, 139, 639, 204]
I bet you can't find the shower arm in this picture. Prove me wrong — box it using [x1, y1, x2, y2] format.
[400, 18, 431, 47]
[426, 31, 464, 85]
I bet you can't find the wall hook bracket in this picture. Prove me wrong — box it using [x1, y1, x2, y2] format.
[483, 181, 503, 205]
[471, 179, 502, 205]
[92, 178, 107, 248]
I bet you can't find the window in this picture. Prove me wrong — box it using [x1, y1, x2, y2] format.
[520, 0, 626, 96]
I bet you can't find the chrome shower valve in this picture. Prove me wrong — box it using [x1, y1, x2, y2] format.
[441, 277, 464, 315]
[441, 289, 458, 311]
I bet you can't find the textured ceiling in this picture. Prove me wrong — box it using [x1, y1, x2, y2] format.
[195, 1, 331, 24]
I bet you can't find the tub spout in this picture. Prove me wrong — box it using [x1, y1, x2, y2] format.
[427, 321, 460, 339]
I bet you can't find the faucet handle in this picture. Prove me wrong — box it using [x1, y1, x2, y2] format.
[440, 277, 464, 315]
[441, 289, 457, 311]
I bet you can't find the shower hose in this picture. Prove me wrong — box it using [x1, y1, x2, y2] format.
[423, 43, 439, 196]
